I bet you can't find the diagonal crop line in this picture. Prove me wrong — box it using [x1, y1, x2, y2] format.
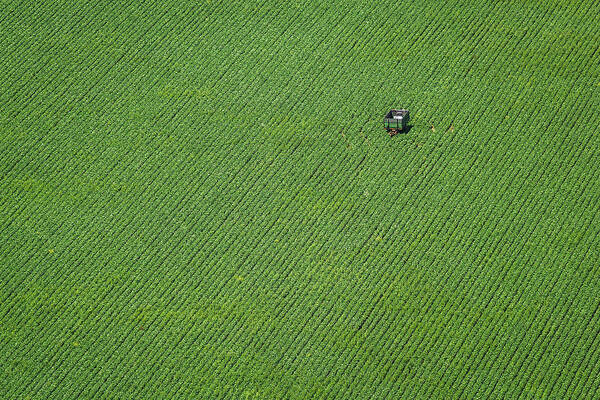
[2, 0, 600, 397]
[23, 0, 328, 394]
[2, 0, 140, 119]
[0, 3, 198, 306]
[330, 3, 596, 396]
[204, 0, 490, 390]
[0, 0, 100, 95]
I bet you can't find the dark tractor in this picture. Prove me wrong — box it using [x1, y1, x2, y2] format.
[384, 109, 410, 136]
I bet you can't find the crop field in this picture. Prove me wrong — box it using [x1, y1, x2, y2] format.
[1, 0, 600, 398]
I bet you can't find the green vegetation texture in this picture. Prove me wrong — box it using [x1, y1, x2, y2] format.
[1, 0, 600, 398]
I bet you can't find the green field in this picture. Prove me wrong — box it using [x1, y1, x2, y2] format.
[2, 0, 600, 398]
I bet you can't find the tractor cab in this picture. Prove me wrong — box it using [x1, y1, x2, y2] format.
[384, 109, 410, 136]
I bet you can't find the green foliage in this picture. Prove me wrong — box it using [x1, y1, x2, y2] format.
[1, 0, 599, 398]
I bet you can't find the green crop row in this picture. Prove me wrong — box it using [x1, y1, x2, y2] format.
[1, 0, 599, 398]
